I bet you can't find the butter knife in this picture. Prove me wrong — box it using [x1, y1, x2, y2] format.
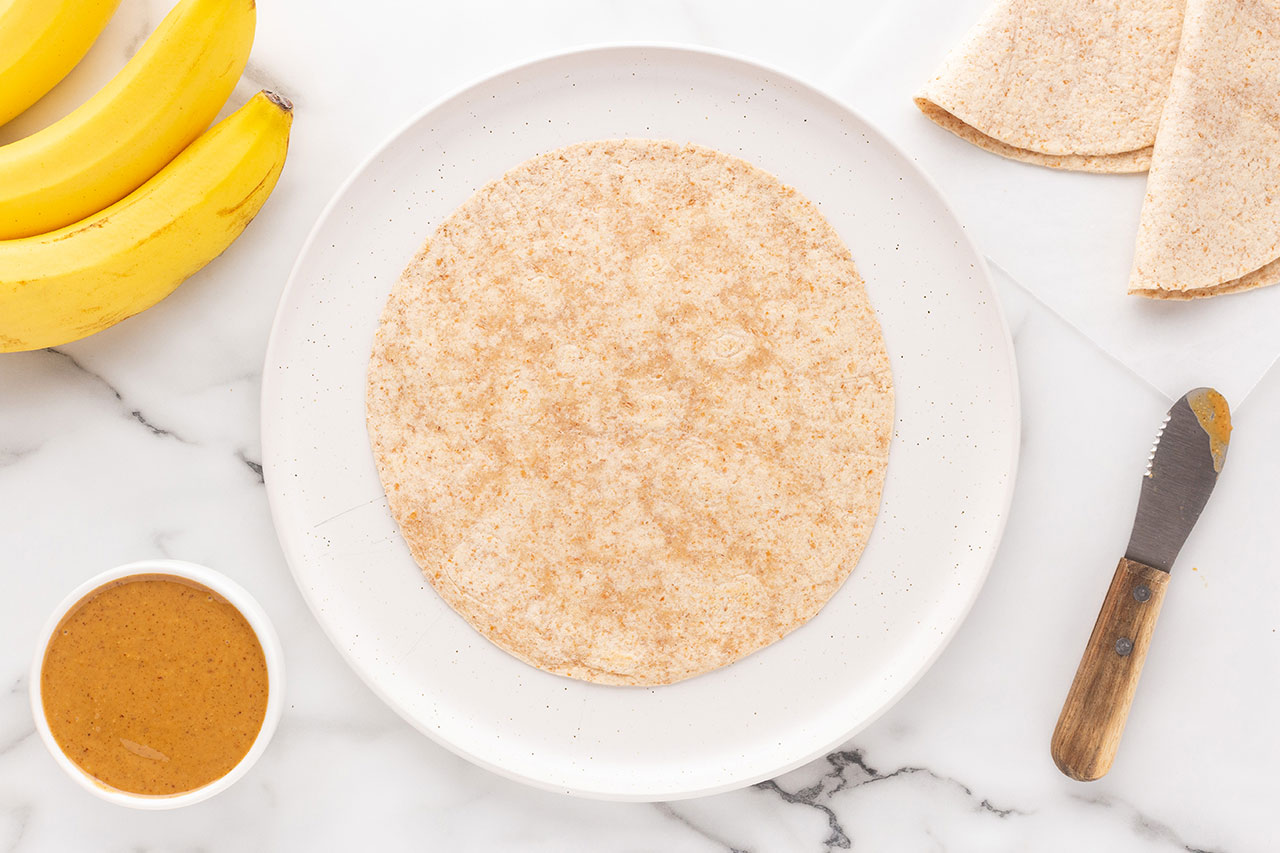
[1051, 388, 1231, 781]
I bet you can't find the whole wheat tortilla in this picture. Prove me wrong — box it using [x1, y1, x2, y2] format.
[916, 0, 1185, 173]
[1129, 0, 1280, 299]
[367, 139, 893, 686]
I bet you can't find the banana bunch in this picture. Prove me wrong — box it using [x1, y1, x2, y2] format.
[0, 0, 122, 127]
[0, 0, 292, 353]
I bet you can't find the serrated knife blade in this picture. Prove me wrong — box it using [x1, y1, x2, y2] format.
[1051, 388, 1231, 782]
[1126, 389, 1231, 573]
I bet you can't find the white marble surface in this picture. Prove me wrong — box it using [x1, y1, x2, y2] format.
[0, 1, 1276, 850]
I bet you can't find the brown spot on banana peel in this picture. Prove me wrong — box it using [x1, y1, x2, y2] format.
[41, 157, 277, 246]
[60, 204, 264, 343]
[45, 218, 113, 242]
[78, 308, 134, 337]
[217, 172, 273, 217]
[1188, 388, 1231, 473]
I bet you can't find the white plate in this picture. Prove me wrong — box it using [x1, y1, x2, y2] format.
[262, 45, 1019, 801]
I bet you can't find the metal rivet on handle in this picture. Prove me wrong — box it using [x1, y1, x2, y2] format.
[1116, 637, 1134, 656]
[1133, 585, 1151, 602]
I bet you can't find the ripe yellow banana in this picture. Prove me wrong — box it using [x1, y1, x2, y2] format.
[0, 0, 255, 240]
[0, 91, 292, 353]
[0, 0, 121, 127]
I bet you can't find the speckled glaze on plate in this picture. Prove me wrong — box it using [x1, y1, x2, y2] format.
[261, 45, 1020, 801]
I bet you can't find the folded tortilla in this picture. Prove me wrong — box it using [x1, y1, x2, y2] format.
[916, 0, 1185, 173]
[1129, 0, 1280, 299]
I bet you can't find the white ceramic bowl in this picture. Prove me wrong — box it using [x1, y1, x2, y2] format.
[29, 560, 285, 809]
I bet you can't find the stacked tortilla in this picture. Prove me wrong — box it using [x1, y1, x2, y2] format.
[918, 0, 1280, 299]
[915, 0, 1185, 173]
[1128, 0, 1280, 298]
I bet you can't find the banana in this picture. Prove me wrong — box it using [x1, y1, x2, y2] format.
[0, 91, 292, 353]
[0, 0, 255, 240]
[0, 0, 121, 128]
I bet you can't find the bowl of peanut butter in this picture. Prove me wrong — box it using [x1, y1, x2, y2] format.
[30, 559, 284, 808]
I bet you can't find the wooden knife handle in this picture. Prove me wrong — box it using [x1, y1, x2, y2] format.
[1050, 557, 1169, 781]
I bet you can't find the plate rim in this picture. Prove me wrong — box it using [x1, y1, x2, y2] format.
[260, 41, 1022, 801]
